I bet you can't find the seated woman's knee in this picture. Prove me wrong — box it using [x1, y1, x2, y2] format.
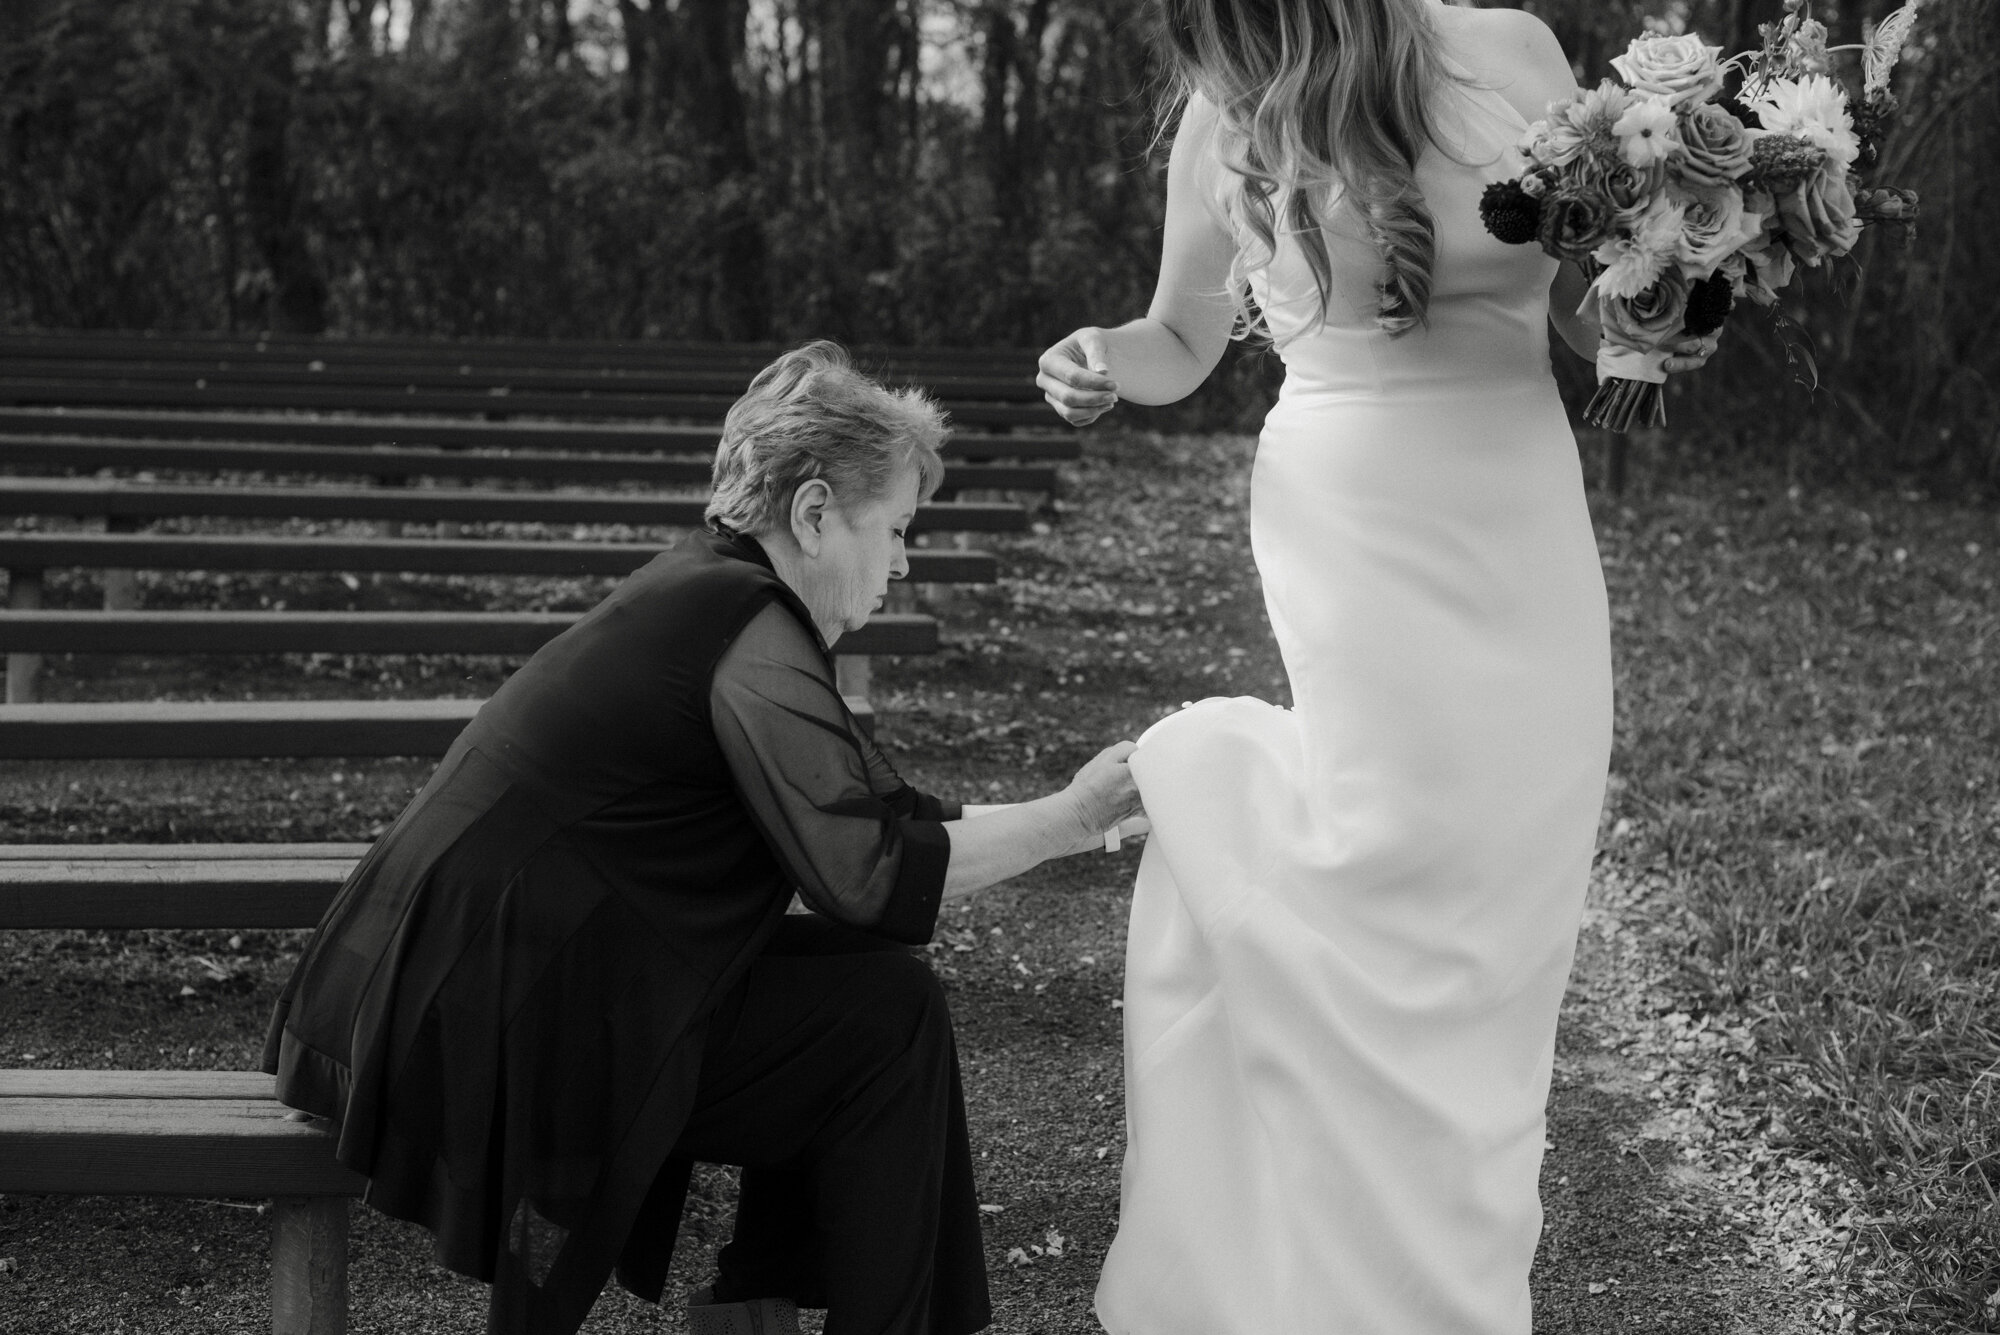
[846, 950, 951, 1056]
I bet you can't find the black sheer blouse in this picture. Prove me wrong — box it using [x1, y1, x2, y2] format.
[712, 600, 956, 939]
[263, 532, 957, 1335]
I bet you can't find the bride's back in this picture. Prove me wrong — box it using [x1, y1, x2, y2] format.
[1204, 3, 1569, 397]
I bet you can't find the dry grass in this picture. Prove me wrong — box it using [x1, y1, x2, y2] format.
[1587, 453, 2000, 1331]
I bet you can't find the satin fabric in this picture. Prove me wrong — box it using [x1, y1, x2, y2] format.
[1095, 48, 1613, 1335]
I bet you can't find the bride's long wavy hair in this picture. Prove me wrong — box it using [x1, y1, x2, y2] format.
[1157, 0, 1460, 339]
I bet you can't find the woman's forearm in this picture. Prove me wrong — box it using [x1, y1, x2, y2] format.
[940, 797, 1094, 899]
[1095, 316, 1225, 406]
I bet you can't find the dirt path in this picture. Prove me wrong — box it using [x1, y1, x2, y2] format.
[1533, 866, 1841, 1334]
[0, 851, 1836, 1335]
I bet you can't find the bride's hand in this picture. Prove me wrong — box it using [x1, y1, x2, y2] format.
[1038, 328, 1120, 427]
[1664, 333, 1720, 375]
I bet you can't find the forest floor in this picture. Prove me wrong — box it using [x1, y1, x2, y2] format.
[1, 428, 1994, 1332]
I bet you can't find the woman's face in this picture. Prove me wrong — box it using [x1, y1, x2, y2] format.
[796, 466, 920, 645]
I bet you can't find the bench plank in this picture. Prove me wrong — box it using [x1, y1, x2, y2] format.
[0, 408, 1082, 460]
[0, 376, 1053, 427]
[0, 1092, 362, 1197]
[0, 532, 997, 582]
[0, 1069, 286, 1099]
[0, 331, 1039, 371]
[0, 356, 1045, 403]
[0, 478, 1027, 532]
[0, 609, 941, 657]
[0, 698, 481, 758]
[0, 435, 1058, 492]
[0, 842, 368, 860]
[0, 855, 354, 927]
[0, 695, 878, 757]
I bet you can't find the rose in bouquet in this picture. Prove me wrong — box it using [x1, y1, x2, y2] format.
[1477, 0, 1923, 432]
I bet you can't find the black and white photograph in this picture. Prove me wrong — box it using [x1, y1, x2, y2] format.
[0, 0, 1994, 1332]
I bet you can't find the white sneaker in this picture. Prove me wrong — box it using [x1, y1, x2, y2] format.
[687, 1284, 801, 1335]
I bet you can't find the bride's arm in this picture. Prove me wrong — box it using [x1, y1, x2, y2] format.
[1039, 96, 1240, 421]
[1549, 261, 1600, 362]
[1480, 9, 1602, 366]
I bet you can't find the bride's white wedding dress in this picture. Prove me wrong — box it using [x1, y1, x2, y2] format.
[1095, 44, 1612, 1335]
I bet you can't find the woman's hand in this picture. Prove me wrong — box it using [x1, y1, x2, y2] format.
[941, 742, 1145, 896]
[1037, 328, 1121, 427]
[1059, 740, 1144, 854]
[1664, 333, 1720, 375]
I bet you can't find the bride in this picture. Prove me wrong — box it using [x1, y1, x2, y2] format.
[1038, 0, 1714, 1330]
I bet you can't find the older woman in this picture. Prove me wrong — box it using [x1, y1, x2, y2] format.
[262, 341, 1139, 1335]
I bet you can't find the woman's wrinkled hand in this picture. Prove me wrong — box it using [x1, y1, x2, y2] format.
[1664, 332, 1720, 374]
[1037, 328, 1120, 427]
[1062, 740, 1144, 854]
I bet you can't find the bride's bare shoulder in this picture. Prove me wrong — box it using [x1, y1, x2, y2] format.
[1432, 4, 1579, 120]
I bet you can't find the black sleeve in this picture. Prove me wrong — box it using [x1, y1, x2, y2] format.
[709, 601, 953, 943]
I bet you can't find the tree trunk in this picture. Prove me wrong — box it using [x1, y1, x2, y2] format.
[547, 0, 573, 62]
[243, 26, 328, 333]
[678, 0, 770, 339]
[616, 0, 655, 127]
[981, 0, 1019, 214]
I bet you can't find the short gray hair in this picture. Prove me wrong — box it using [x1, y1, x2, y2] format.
[705, 340, 948, 537]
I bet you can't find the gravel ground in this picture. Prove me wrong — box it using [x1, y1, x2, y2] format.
[0, 429, 1843, 1331]
[0, 851, 1822, 1333]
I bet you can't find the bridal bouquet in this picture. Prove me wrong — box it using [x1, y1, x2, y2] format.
[1478, 0, 1924, 431]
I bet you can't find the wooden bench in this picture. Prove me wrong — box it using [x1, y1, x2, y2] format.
[0, 841, 361, 927]
[0, 477, 1025, 533]
[0, 839, 376, 1334]
[0, 1068, 361, 1334]
[0, 406, 1082, 461]
[0, 360, 1050, 429]
[0, 330, 1044, 378]
[0, 430, 1061, 493]
[0, 355, 1043, 405]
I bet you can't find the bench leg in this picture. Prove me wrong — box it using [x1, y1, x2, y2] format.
[835, 655, 876, 738]
[6, 567, 42, 705]
[271, 1196, 349, 1335]
[103, 514, 141, 610]
[835, 654, 871, 705]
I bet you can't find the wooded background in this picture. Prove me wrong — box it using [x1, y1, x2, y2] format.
[1, 0, 1993, 481]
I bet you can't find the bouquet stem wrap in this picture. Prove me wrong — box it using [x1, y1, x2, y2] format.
[1586, 345, 1670, 432]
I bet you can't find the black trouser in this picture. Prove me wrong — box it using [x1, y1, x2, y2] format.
[673, 914, 991, 1335]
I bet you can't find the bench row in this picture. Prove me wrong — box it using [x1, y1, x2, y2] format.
[0, 478, 1026, 532]
[0, 407, 1081, 458]
[0, 374, 1051, 427]
[0, 330, 1042, 374]
[2, 433, 1058, 492]
[0, 355, 1045, 402]
[0, 334, 1057, 1335]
